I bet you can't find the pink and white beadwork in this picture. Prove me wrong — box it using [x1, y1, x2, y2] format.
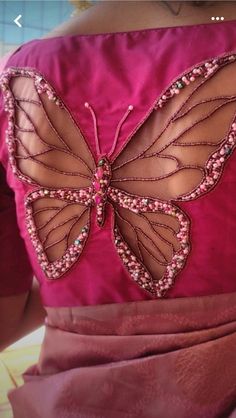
[178, 124, 236, 201]
[154, 53, 236, 109]
[92, 156, 112, 227]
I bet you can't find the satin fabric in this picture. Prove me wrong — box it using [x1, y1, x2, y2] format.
[1, 21, 236, 306]
[8, 291, 236, 418]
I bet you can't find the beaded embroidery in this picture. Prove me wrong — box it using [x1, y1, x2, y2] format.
[1, 50, 236, 297]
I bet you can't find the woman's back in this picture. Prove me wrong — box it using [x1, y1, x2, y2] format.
[42, 1, 236, 37]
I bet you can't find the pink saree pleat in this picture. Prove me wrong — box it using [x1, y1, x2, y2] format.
[8, 291, 236, 418]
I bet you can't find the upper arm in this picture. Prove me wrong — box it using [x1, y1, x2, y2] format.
[0, 150, 36, 349]
[0, 277, 46, 351]
[0, 53, 34, 297]
[0, 162, 34, 297]
[0, 163, 47, 348]
[0, 291, 29, 348]
[0, 55, 36, 347]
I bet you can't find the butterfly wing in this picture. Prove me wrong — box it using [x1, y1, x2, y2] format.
[25, 189, 92, 279]
[0, 67, 96, 278]
[108, 53, 236, 297]
[0, 68, 95, 186]
[108, 189, 190, 297]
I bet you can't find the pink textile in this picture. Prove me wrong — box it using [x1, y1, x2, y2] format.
[1, 20, 236, 306]
[8, 291, 236, 418]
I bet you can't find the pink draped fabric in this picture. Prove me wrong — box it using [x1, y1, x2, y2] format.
[8, 291, 236, 417]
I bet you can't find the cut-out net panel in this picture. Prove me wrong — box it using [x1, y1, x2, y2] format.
[1, 53, 236, 296]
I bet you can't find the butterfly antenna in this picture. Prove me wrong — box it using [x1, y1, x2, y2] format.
[84, 101, 134, 160]
[108, 104, 134, 158]
[84, 102, 102, 156]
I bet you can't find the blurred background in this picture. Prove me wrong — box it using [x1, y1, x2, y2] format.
[0, 326, 45, 417]
[0, 0, 75, 57]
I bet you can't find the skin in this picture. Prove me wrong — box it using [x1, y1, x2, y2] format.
[42, 1, 236, 38]
[0, 278, 46, 352]
[1, 0, 236, 351]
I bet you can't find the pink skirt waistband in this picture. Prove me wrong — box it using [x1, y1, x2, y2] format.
[8, 292, 236, 418]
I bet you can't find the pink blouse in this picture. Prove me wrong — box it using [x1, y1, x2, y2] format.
[1, 19, 236, 307]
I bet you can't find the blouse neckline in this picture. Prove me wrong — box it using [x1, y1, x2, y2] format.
[39, 18, 236, 41]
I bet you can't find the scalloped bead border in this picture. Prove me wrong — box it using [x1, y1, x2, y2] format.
[154, 53, 236, 109]
[178, 123, 236, 201]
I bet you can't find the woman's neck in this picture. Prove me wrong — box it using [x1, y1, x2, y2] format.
[43, 1, 236, 38]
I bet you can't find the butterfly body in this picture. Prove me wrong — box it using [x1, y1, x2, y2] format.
[92, 156, 112, 227]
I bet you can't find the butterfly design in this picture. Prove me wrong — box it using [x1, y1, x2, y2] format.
[1, 50, 236, 298]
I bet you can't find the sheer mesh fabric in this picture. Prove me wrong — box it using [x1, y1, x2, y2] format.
[1, 53, 236, 296]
